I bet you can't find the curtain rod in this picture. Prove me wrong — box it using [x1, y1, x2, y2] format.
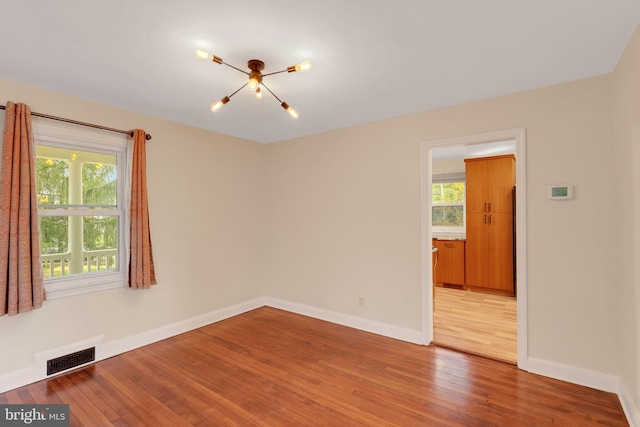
[0, 104, 152, 140]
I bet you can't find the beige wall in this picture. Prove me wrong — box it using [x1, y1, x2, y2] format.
[614, 23, 640, 415]
[0, 78, 266, 374]
[265, 74, 619, 375]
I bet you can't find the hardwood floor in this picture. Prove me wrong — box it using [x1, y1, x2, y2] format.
[433, 287, 518, 364]
[0, 307, 627, 426]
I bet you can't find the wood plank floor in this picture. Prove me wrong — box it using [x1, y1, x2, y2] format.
[433, 287, 518, 364]
[0, 307, 627, 426]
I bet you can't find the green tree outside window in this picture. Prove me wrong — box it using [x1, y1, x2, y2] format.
[432, 182, 464, 227]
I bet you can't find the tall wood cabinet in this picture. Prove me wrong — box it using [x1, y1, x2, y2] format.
[464, 155, 515, 295]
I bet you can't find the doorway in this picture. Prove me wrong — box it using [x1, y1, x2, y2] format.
[420, 128, 527, 370]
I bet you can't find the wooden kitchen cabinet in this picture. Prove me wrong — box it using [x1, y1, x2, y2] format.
[464, 155, 515, 295]
[466, 155, 514, 215]
[432, 239, 465, 287]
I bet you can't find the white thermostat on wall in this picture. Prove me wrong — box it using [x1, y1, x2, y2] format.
[547, 184, 573, 200]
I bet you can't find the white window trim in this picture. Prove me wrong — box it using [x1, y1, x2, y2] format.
[33, 118, 130, 299]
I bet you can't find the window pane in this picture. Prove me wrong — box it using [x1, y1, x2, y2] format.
[83, 216, 118, 251]
[432, 205, 464, 227]
[36, 145, 117, 209]
[432, 182, 464, 204]
[39, 215, 119, 279]
[36, 157, 69, 206]
[83, 162, 117, 207]
[40, 216, 69, 254]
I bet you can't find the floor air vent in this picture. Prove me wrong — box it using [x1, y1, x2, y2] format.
[47, 347, 95, 375]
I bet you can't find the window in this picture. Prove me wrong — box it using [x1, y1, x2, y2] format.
[432, 174, 465, 234]
[34, 120, 128, 299]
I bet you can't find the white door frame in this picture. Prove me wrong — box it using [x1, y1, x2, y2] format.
[420, 128, 528, 370]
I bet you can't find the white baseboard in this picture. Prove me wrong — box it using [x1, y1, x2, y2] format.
[0, 297, 265, 394]
[0, 336, 108, 394]
[523, 358, 640, 425]
[265, 297, 423, 345]
[527, 357, 620, 394]
[620, 380, 640, 427]
[0, 366, 41, 395]
[101, 297, 265, 358]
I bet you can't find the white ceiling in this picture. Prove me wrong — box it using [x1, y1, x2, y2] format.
[1, 1, 639, 144]
[432, 140, 516, 162]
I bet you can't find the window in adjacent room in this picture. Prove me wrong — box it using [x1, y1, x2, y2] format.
[34, 120, 128, 299]
[432, 173, 465, 234]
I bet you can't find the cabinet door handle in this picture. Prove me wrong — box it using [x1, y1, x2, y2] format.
[488, 214, 492, 224]
[484, 214, 487, 224]
[488, 202, 492, 212]
[445, 243, 454, 248]
[484, 202, 487, 212]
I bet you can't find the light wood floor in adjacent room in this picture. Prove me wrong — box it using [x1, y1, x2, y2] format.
[1, 307, 627, 426]
[433, 286, 518, 364]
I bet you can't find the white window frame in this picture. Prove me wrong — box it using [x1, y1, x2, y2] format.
[432, 173, 466, 236]
[33, 119, 129, 299]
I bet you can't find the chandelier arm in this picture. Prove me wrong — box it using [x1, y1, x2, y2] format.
[262, 69, 288, 77]
[228, 83, 249, 98]
[260, 82, 283, 104]
[221, 61, 250, 76]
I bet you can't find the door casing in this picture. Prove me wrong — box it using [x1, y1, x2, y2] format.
[420, 128, 527, 370]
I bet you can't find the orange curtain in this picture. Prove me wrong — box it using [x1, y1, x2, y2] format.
[0, 102, 45, 316]
[129, 130, 156, 289]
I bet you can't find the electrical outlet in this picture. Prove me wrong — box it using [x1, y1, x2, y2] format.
[358, 297, 365, 307]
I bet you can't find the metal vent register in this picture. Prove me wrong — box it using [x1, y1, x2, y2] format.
[47, 347, 95, 375]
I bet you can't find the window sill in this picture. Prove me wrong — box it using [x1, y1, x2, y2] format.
[45, 277, 126, 300]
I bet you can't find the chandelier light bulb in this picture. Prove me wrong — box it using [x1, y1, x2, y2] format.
[210, 96, 230, 112]
[288, 60, 312, 73]
[248, 78, 260, 91]
[281, 102, 299, 119]
[256, 87, 263, 99]
[196, 49, 222, 64]
[247, 69, 263, 91]
[296, 61, 312, 72]
[287, 107, 299, 119]
[195, 49, 210, 60]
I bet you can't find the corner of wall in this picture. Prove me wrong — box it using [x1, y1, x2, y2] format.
[265, 297, 423, 345]
[620, 380, 640, 427]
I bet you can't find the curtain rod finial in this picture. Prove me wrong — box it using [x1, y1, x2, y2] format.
[129, 131, 152, 141]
